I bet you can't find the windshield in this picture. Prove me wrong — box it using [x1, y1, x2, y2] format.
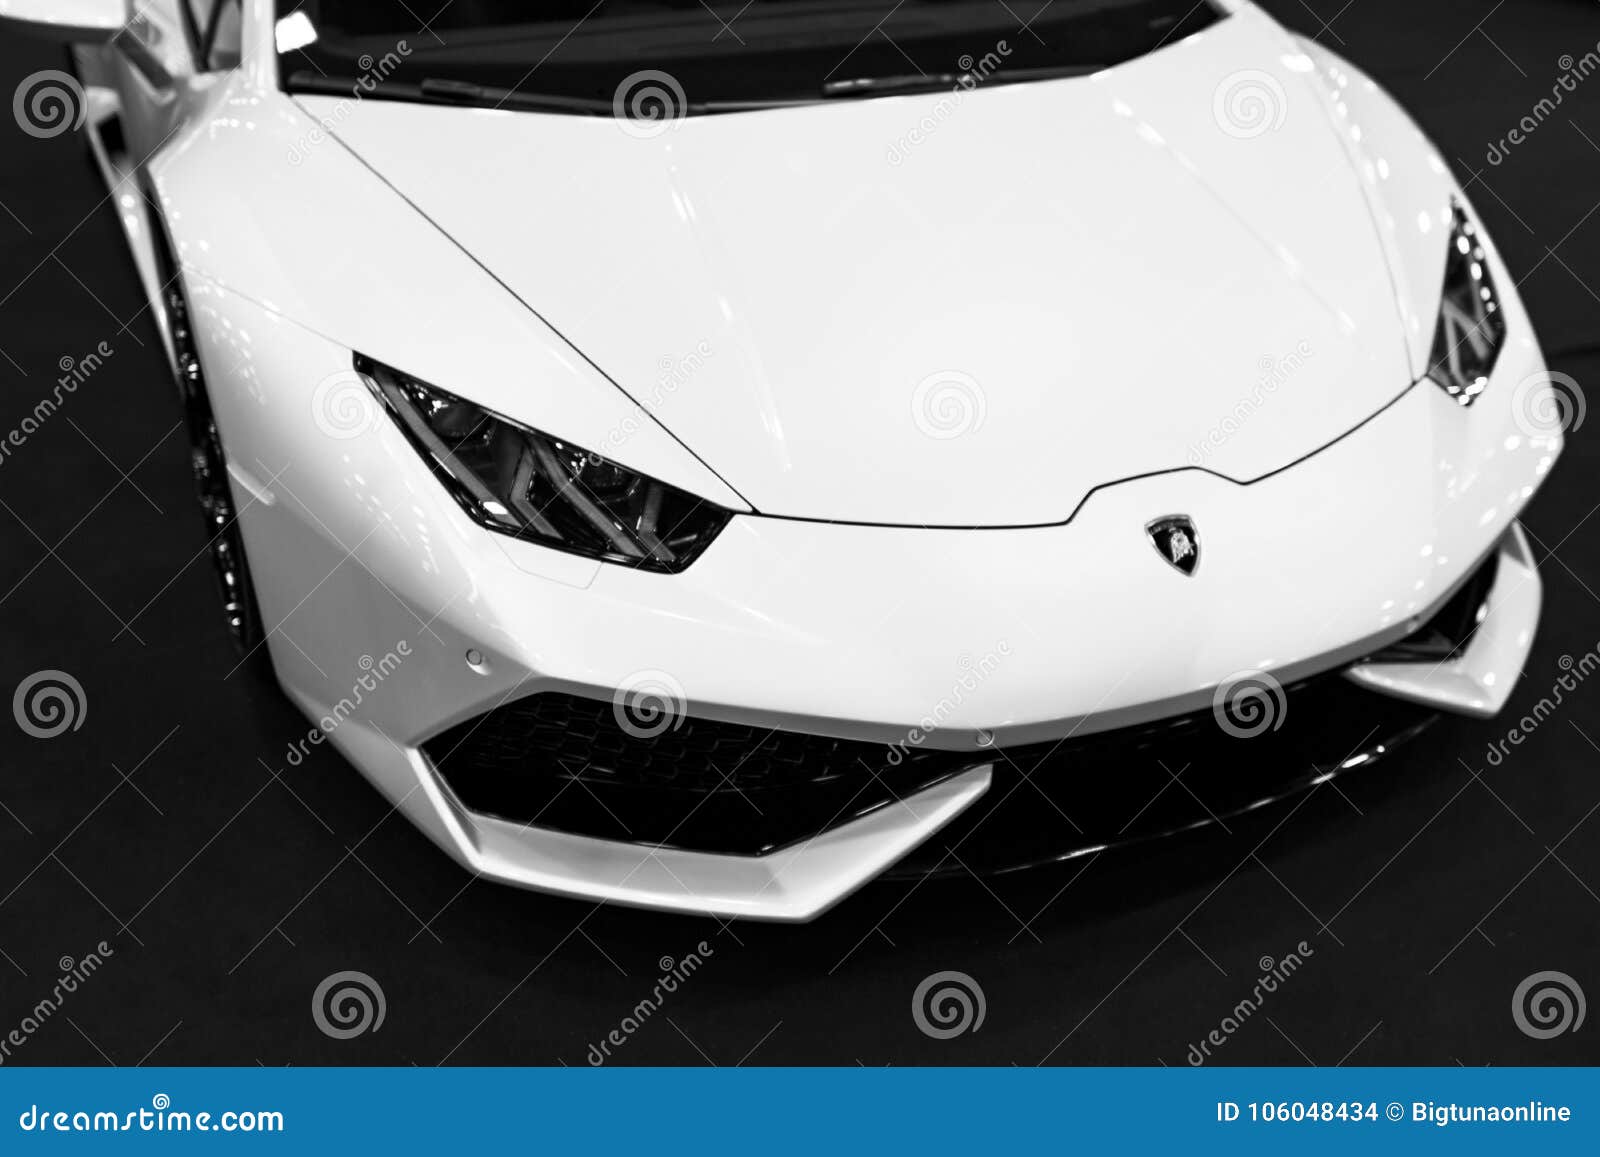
[274, 0, 1222, 113]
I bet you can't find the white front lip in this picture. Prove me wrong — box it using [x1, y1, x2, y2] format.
[296, 716, 997, 923]
[1346, 522, 1541, 718]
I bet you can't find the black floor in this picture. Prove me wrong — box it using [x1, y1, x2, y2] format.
[1, 0, 1598, 1066]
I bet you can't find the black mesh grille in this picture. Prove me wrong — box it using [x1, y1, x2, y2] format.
[422, 694, 964, 855]
[889, 673, 1434, 878]
[423, 674, 1436, 864]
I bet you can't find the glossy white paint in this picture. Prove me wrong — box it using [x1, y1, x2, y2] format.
[148, 72, 749, 511]
[0, 0, 123, 40]
[1346, 523, 1541, 718]
[306, 8, 1417, 526]
[199, 281, 1556, 753]
[77, 1, 1564, 918]
[1294, 37, 1487, 381]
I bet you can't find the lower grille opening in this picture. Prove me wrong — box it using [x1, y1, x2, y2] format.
[422, 694, 963, 855]
[1366, 550, 1500, 664]
[423, 671, 1436, 865]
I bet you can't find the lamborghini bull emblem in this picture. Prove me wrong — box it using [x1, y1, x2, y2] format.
[1146, 516, 1200, 576]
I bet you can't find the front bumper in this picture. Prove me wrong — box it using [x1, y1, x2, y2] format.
[301, 520, 1535, 919]
[215, 293, 1560, 919]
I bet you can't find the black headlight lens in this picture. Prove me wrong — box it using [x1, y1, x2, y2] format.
[356, 355, 731, 573]
[1427, 202, 1506, 406]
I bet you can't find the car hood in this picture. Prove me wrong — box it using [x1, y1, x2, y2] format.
[306, 11, 1413, 526]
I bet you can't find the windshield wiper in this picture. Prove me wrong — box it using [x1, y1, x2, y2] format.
[823, 62, 1106, 100]
[287, 71, 615, 115]
[822, 73, 961, 98]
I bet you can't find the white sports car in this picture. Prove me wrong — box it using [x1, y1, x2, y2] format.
[7, 0, 1562, 919]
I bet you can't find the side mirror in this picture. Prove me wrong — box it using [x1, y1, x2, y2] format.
[0, 0, 125, 43]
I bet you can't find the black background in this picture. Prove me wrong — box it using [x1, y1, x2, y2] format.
[0, 0, 1597, 1066]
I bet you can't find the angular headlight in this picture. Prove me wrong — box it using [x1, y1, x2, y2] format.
[356, 355, 731, 572]
[1426, 202, 1506, 406]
